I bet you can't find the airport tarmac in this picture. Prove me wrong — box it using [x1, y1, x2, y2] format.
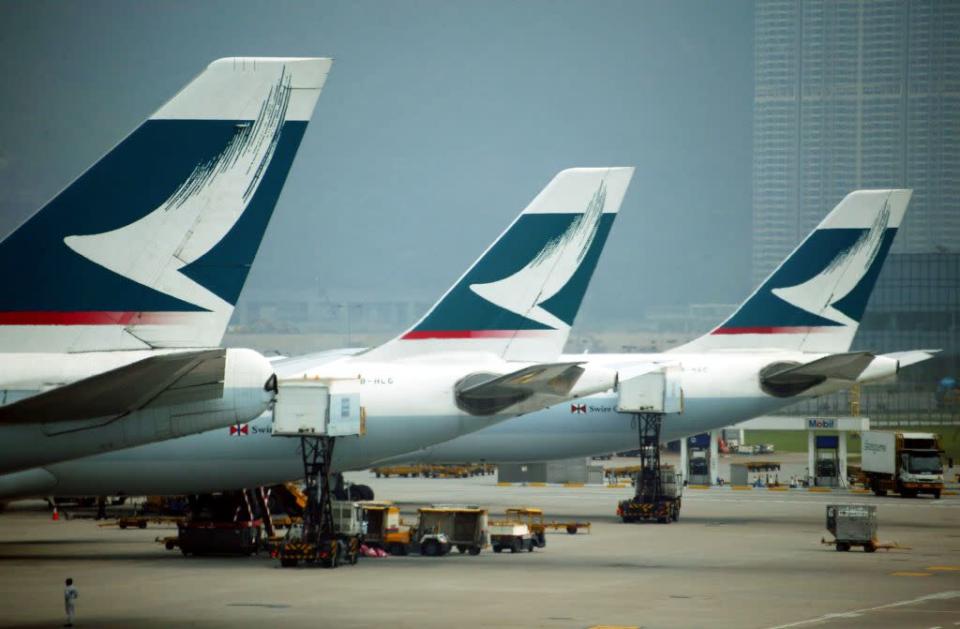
[1, 474, 959, 629]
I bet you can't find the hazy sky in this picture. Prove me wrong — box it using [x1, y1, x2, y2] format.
[0, 0, 754, 326]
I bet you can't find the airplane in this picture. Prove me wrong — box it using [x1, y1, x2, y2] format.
[0, 166, 635, 500]
[0, 57, 330, 476]
[393, 188, 935, 463]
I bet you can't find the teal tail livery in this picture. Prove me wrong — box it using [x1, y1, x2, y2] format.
[0, 57, 330, 352]
[678, 189, 912, 353]
[364, 167, 634, 362]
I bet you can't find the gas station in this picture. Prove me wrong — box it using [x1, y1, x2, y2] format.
[679, 416, 870, 486]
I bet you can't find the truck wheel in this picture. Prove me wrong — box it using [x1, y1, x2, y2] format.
[493, 545, 502, 553]
[566, 525, 578, 535]
[138, 521, 147, 529]
[933, 490, 942, 500]
[280, 557, 298, 567]
[165, 540, 176, 551]
[536, 533, 547, 548]
[527, 540, 535, 552]
[422, 539, 440, 557]
[835, 542, 850, 552]
[510, 539, 522, 553]
[864, 542, 877, 553]
[456, 545, 467, 554]
[469, 545, 481, 556]
[119, 522, 127, 529]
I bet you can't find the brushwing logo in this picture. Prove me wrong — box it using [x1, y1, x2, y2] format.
[771, 198, 891, 327]
[62, 70, 292, 315]
[468, 182, 607, 331]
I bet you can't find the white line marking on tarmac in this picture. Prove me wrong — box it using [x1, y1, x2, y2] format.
[766, 591, 960, 628]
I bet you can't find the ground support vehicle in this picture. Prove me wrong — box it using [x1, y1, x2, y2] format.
[489, 522, 535, 553]
[824, 504, 879, 552]
[861, 431, 944, 498]
[415, 505, 488, 556]
[359, 500, 412, 554]
[278, 437, 361, 568]
[504, 507, 547, 547]
[617, 415, 682, 524]
[153, 490, 273, 556]
[177, 519, 262, 556]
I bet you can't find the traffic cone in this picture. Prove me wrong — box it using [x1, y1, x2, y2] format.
[51, 506, 59, 521]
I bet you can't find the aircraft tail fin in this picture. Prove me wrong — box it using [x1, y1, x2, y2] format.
[362, 167, 634, 362]
[0, 57, 331, 352]
[675, 189, 911, 353]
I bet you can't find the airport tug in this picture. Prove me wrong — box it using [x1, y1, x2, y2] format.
[616, 369, 684, 524]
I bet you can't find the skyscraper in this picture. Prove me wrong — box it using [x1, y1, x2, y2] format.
[752, 0, 960, 286]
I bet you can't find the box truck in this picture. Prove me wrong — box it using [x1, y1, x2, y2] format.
[861, 431, 944, 498]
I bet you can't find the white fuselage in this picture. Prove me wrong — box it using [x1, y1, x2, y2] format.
[0, 348, 274, 476]
[0, 348, 886, 498]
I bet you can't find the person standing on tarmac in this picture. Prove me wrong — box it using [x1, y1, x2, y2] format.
[64, 578, 78, 627]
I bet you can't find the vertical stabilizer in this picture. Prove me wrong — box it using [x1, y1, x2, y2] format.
[362, 167, 634, 362]
[675, 189, 911, 353]
[0, 57, 331, 352]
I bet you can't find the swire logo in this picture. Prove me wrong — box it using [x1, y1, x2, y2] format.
[571, 403, 587, 414]
[229, 423, 249, 436]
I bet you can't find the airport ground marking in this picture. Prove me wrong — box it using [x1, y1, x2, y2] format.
[928, 566, 960, 572]
[766, 590, 960, 628]
[731, 485, 752, 491]
[890, 571, 934, 577]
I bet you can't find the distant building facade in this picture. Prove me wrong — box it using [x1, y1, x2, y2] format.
[752, 0, 960, 285]
[753, 1, 960, 419]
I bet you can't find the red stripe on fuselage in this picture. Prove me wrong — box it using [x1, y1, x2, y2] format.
[401, 329, 550, 340]
[0, 312, 181, 325]
[711, 326, 832, 335]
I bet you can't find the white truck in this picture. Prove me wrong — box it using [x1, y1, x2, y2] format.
[861, 431, 944, 499]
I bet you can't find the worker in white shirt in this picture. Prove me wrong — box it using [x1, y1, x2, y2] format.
[64, 578, 78, 627]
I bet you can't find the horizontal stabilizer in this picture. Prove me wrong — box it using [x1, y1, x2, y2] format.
[881, 349, 939, 369]
[760, 352, 874, 397]
[455, 362, 586, 416]
[0, 349, 226, 424]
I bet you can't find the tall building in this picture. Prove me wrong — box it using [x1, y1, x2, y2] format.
[752, 0, 960, 286]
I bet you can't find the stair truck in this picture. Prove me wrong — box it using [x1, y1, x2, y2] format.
[861, 431, 944, 498]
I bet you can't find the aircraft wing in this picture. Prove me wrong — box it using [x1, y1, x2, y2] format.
[456, 362, 590, 416]
[0, 349, 226, 424]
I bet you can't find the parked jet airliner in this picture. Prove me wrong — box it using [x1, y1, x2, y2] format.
[0, 57, 331, 475]
[0, 167, 634, 499]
